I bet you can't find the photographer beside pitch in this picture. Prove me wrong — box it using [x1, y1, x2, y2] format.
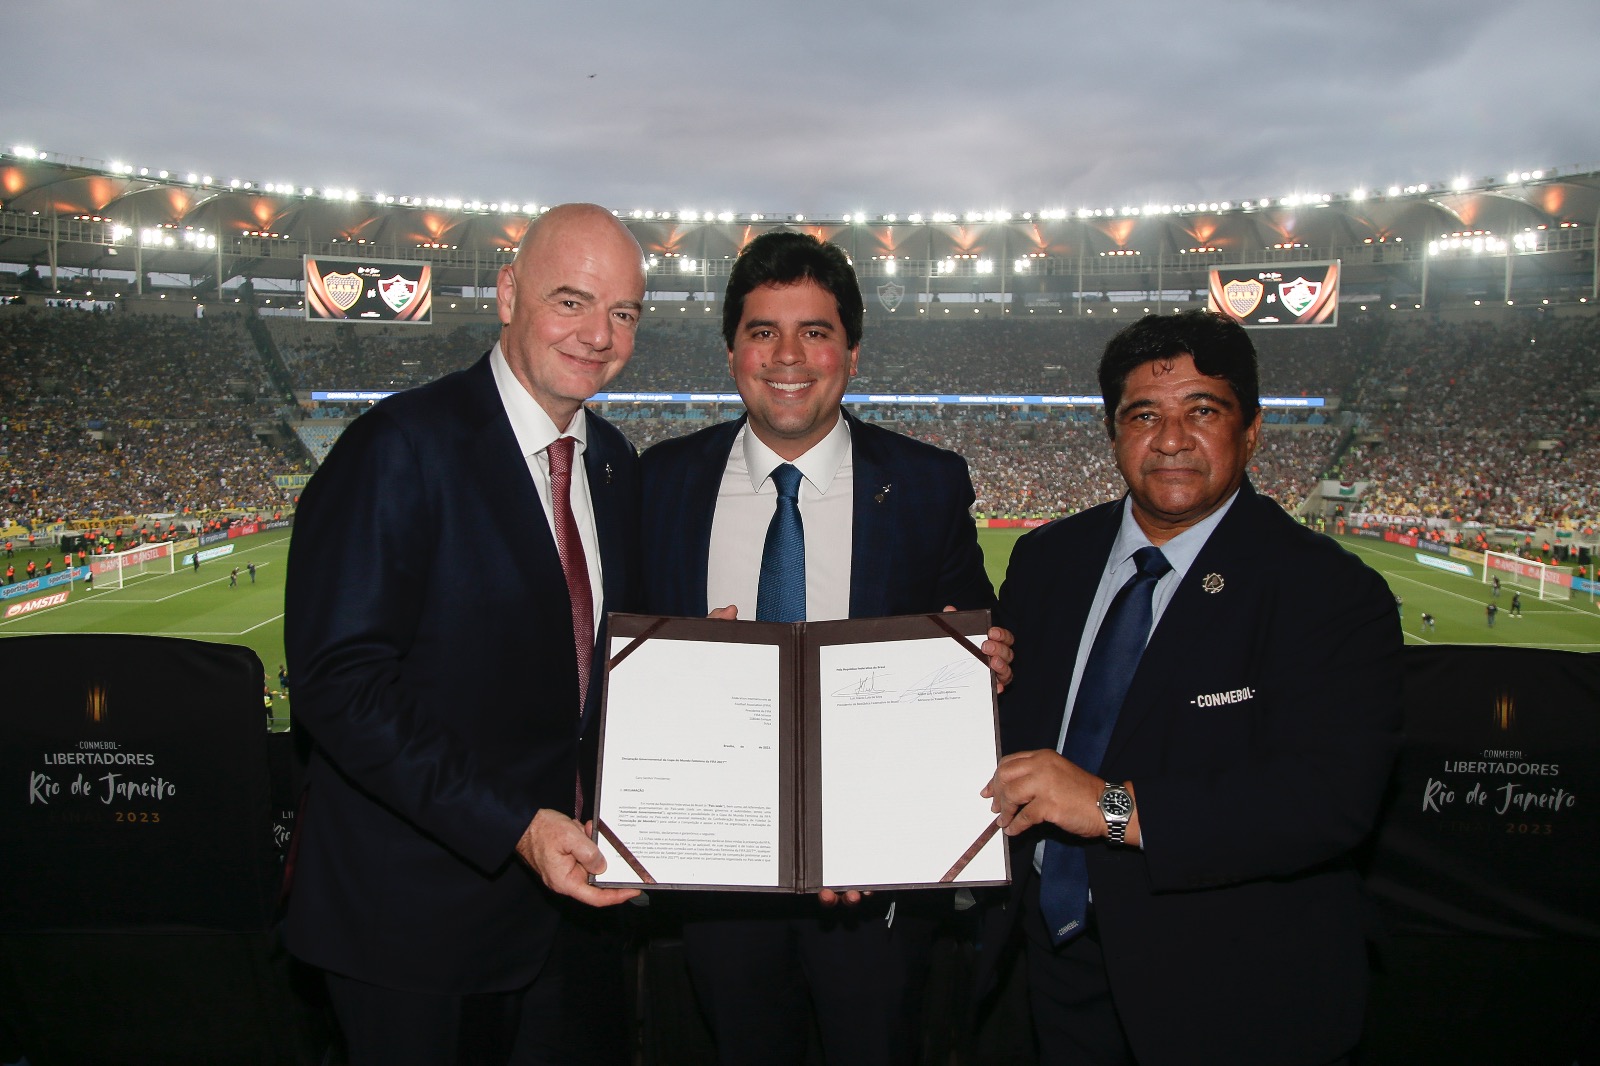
[980, 310, 1403, 1065]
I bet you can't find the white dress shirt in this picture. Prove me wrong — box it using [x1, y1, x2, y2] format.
[705, 415, 854, 622]
[490, 343, 604, 635]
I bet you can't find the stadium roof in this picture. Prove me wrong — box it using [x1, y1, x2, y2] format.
[2, 150, 1596, 307]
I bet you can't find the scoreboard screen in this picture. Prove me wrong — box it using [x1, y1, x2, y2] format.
[1208, 261, 1339, 328]
[304, 256, 433, 324]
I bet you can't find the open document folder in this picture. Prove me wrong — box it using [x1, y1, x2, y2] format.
[590, 610, 1010, 893]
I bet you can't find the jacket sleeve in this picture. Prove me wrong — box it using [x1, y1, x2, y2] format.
[929, 449, 999, 612]
[1134, 547, 1404, 890]
[285, 408, 540, 875]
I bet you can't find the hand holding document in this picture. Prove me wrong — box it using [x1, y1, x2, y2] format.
[591, 611, 1010, 893]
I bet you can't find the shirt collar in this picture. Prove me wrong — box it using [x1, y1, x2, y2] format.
[740, 412, 851, 494]
[491, 342, 588, 457]
[1110, 489, 1239, 582]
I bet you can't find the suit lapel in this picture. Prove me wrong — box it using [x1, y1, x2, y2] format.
[846, 413, 893, 618]
[1100, 489, 1260, 767]
[1022, 503, 1121, 752]
[676, 419, 741, 618]
[582, 410, 629, 617]
[461, 358, 563, 581]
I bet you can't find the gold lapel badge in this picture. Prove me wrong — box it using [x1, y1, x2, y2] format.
[875, 484, 892, 504]
[1201, 573, 1224, 594]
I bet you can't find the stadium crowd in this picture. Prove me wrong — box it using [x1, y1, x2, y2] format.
[3, 304, 1598, 533]
[1334, 315, 1600, 528]
[0, 309, 305, 528]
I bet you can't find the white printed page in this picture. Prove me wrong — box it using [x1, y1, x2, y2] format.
[594, 636, 783, 887]
[818, 634, 1007, 887]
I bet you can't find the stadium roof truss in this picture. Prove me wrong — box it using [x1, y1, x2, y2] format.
[1, 151, 1597, 310]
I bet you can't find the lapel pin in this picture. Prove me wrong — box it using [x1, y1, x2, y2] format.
[604, 462, 613, 484]
[875, 484, 892, 504]
[1201, 573, 1224, 594]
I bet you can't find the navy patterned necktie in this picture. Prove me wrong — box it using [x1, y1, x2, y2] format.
[1038, 545, 1172, 944]
[756, 464, 805, 623]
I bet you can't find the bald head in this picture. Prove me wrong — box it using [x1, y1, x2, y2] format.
[496, 203, 648, 428]
[513, 203, 644, 273]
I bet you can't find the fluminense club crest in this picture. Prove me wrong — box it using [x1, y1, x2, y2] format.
[379, 275, 419, 313]
[323, 272, 363, 312]
[877, 280, 905, 313]
[1221, 278, 1264, 318]
[1278, 276, 1321, 318]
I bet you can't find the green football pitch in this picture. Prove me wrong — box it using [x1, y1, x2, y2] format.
[3, 525, 1594, 712]
[978, 526, 1600, 653]
[0, 530, 292, 690]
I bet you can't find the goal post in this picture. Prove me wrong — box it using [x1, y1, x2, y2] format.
[90, 542, 177, 590]
[1483, 549, 1573, 602]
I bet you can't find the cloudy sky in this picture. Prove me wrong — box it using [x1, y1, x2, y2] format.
[6, 0, 1597, 216]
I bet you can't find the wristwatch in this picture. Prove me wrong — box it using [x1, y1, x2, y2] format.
[1097, 781, 1135, 845]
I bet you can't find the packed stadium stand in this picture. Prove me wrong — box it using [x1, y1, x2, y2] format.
[3, 152, 1598, 1066]
[0, 309, 307, 528]
[4, 303, 1598, 535]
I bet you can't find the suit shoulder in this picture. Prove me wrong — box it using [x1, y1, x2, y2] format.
[584, 408, 636, 458]
[1015, 499, 1119, 552]
[1238, 493, 1389, 594]
[360, 357, 491, 431]
[640, 420, 735, 473]
[849, 417, 964, 468]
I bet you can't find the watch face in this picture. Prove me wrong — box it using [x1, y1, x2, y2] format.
[1100, 788, 1134, 818]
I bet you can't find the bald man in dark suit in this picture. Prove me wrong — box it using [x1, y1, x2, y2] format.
[286, 204, 646, 1065]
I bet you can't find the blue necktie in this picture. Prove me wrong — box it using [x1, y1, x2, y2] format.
[756, 464, 805, 623]
[1038, 545, 1172, 944]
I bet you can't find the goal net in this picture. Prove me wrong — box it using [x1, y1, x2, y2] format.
[91, 542, 176, 590]
[1483, 549, 1572, 602]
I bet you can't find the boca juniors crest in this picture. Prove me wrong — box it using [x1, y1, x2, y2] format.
[1221, 278, 1264, 318]
[322, 272, 363, 312]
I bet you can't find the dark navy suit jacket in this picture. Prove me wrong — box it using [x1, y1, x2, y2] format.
[284, 354, 638, 994]
[984, 483, 1403, 1065]
[638, 411, 994, 620]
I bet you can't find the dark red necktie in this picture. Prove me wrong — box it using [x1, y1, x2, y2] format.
[547, 436, 594, 715]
